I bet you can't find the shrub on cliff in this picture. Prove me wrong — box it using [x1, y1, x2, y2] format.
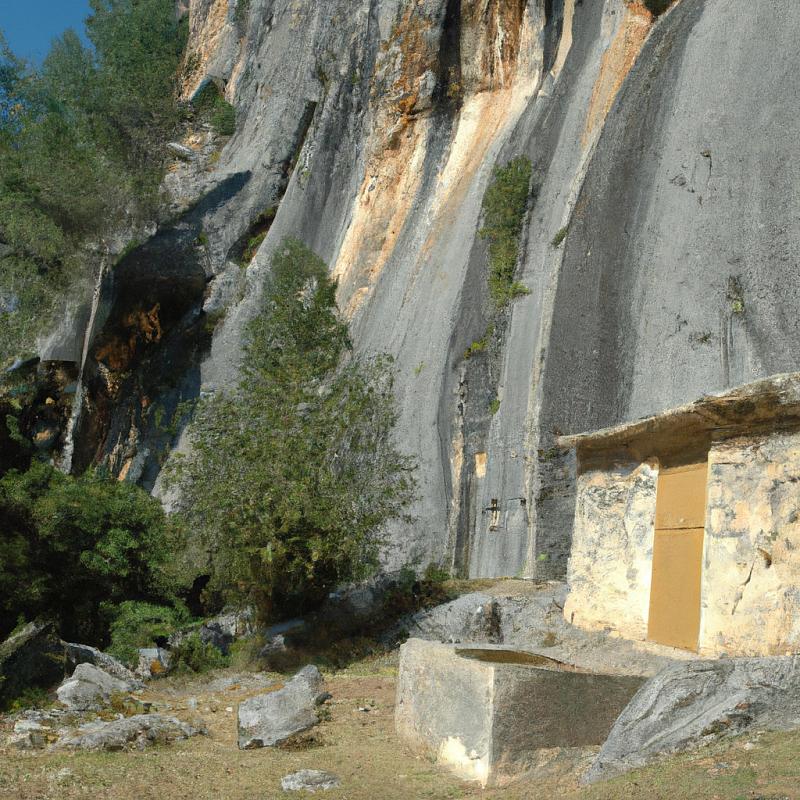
[479, 156, 533, 306]
[0, 462, 184, 645]
[169, 238, 417, 619]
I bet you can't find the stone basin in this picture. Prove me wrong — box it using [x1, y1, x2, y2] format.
[395, 639, 645, 787]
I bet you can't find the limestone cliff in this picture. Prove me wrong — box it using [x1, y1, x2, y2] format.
[52, 0, 800, 580]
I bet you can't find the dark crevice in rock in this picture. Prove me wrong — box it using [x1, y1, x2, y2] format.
[437, 0, 463, 109]
[69, 172, 253, 483]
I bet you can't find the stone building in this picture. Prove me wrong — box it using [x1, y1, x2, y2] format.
[559, 374, 800, 658]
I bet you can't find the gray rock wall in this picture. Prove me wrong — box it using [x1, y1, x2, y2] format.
[57, 0, 800, 582]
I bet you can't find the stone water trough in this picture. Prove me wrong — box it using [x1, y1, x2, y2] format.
[395, 639, 644, 787]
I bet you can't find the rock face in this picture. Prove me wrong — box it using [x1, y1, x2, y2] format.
[587, 656, 800, 783]
[54, 714, 205, 751]
[397, 638, 645, 787]
[237, 665, 324, 749]
[281, 770, 341, 792]
[64, 643, 143, 688]
[46, 0, 800, 582]
[56, 663, 136, 712]
[0, 622, 63, 708]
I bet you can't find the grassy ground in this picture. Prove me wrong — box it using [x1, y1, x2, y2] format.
[1, 650, 798, 800]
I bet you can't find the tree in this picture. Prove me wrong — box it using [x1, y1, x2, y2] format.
[0, 1, 188, 363]
[0, 462, 184, 644]
[171, 238, 417, 618]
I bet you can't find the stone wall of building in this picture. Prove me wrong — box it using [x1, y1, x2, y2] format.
[563, 461, 658, 641]
[700, 430, 800, 657]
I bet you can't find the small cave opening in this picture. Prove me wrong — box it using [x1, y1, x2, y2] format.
[70, 230, 209, 478]
[436, 0, 463, 109]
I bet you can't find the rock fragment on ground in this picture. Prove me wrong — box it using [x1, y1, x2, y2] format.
[56, 662, 137, 711]
[281, 769, 341, 792]
[54, 714, 205, 751]
[586, 655, 800, 782]
[238, 665, 324, 749]
[0, 621, 64, 708]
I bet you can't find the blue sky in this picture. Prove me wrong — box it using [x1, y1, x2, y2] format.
[1, 1, 92, 61]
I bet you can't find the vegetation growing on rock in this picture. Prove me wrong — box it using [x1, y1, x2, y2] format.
[170, 238, 417, 620]
[479, 157, 533, 307]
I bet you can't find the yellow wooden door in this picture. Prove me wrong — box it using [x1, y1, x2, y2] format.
[647, 462, 707, 651]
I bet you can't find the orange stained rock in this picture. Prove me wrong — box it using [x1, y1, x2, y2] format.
[583, 1, 654, 145]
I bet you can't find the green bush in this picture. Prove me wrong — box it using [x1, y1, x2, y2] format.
[171, 633, 228, 674]
[0, 463, 186, 645]
[479, 157, 533, 307]
[169, 237, 417, 620]
[211, 99, 236, 136]
[193, 82, 236, 137]
[106, 601, 191, 667]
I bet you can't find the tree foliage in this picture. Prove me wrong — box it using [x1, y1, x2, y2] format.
[170, 238, 417, 619]
[0, 1, 188, 362]
[0, 462, 184, 645]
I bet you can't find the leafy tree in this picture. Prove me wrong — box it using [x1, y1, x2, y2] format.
[170, 238, 417, 619]
[0, 1, 188, 363]
[0, 462, 185, 644]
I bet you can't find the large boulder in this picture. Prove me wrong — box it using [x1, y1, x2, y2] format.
[54, 714, 205, 751]
[397, 593, 502, 644]
[237, 665, 324, 749]
[56, 663, 136, 711]
[0, 621, 64, 709]
[64, 643, 143, 688]
[586, 656, 800, 783]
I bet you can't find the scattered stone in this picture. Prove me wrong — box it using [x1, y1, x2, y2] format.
[64, 642, 143, 688]
[586, 656, 800, 783]
[0, 621, 64, 708]
[238, 665, 324, 749]
[136, 647, 171, 679]
[259, 633, 288, 657]
[281, 770, 341, 792]
[56, 663, 135, 712]
[54, 714, 205, 751]
[7, 720, 49, 750]
[167, 142, 196, 161]
[0, 292, 19, 313]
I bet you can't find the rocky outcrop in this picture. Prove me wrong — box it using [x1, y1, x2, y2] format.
[237, 665, 324, 749]
[586, 656, 800, 783]
[0, 622, 63, 709]
[64, 643, 142, 688]
[53, 714, 205, 751]
[56, 663, 136, 712]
